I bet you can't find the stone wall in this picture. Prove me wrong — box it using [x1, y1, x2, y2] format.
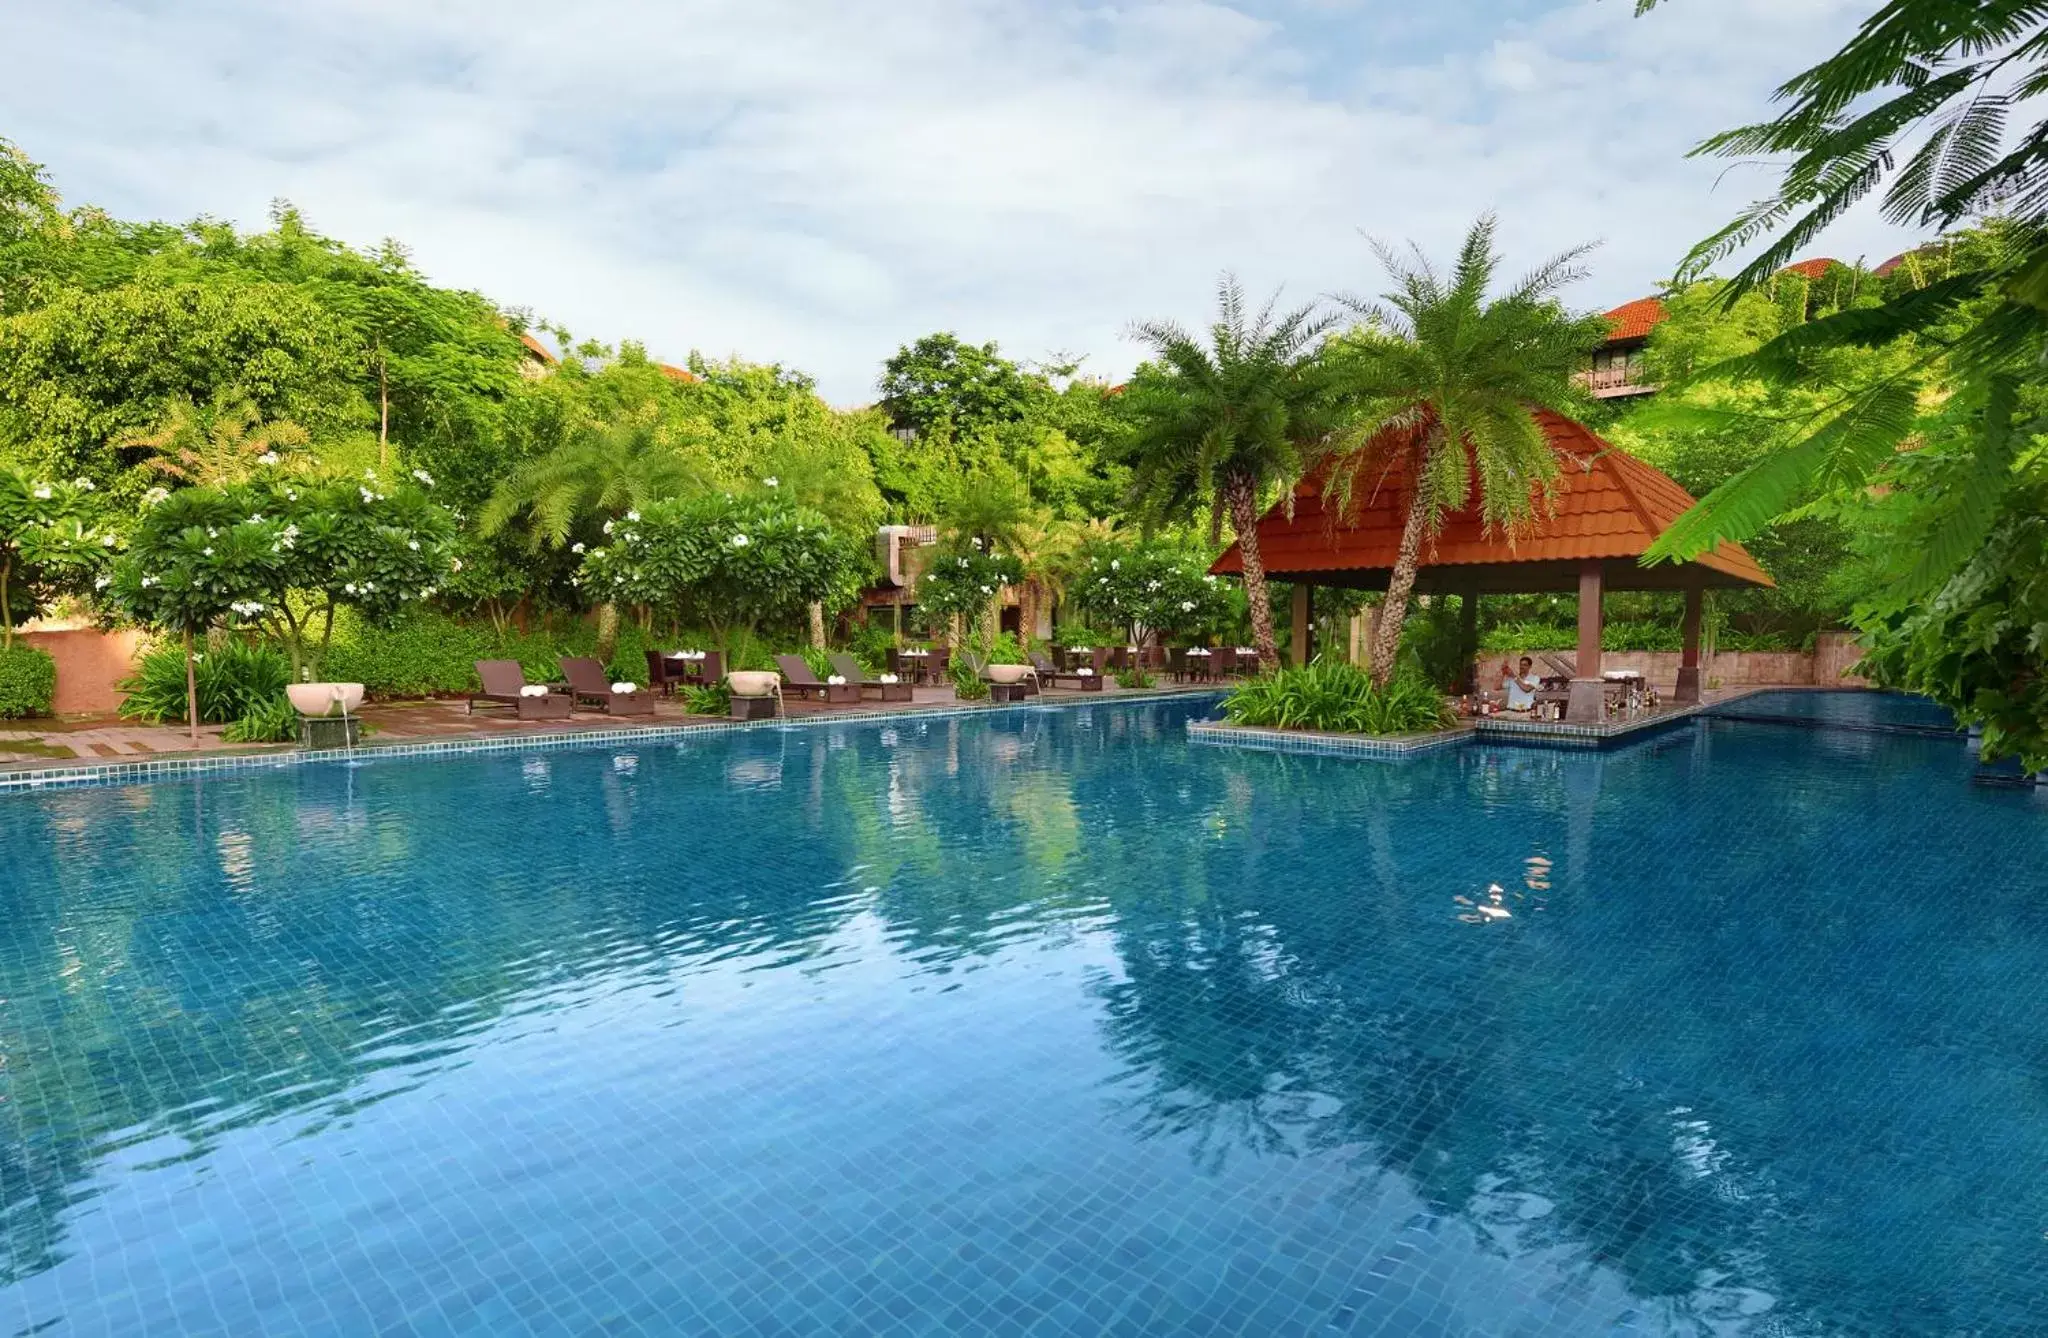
[21, 627, 146, 715]
[1476, 634, 1869, 693]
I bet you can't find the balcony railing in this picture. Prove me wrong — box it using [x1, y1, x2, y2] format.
[1577, 365, 1659, 399]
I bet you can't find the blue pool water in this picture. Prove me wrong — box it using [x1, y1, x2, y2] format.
[1705, 688, 1960, 735]
[2, 698, 2044, 1336]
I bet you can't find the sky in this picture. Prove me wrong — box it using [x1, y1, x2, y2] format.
[4, 0, 1927, 405]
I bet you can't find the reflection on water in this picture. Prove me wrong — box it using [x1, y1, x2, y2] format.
[0, 699, 2044, 1335]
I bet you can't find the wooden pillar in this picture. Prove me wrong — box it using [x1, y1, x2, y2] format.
[1458, 588, 1480, 691]
[1566, 560, 1606, 722]
[1290, 583, 1312, 667]
[1674, 579, 1704, 703]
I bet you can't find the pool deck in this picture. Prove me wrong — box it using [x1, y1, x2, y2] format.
[0, 681, 1221, 788]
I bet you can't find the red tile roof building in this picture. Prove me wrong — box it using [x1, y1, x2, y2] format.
[1209, 409, 1770, 592]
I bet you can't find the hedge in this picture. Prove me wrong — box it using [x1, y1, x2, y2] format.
[0, 644, 57, 719]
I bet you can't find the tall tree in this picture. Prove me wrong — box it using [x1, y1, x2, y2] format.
[1122, 277, 1335, 669]
[478, 411, 708, 654]
[1321, 216, 1608, 684]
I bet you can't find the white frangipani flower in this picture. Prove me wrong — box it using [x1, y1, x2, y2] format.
[762, 476, 778, 488]
[730, 533, 751, 548]
[412, 469, 434, 486]
[571, 542, 586, 554]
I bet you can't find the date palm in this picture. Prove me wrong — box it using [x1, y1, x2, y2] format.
[479, 410, 706, 550]
[125, 397, 310, 488]
[1124, 277, 1336, 668]
[1321, 215, 1608, 684]
[480, 409, 707, 654]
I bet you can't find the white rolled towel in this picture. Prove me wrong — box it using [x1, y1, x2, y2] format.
[519, 685, 550, 698]
[1077, 668, 1094, 676]
[826, 675, 847, 685]
[610, 682, 638, 694]
[879, 673, 899, 684]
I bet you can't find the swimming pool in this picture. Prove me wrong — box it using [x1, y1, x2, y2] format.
[1, 698, 2042, 1335]
[1705, 687, 1960, 735]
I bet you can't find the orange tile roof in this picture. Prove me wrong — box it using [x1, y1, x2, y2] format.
[657, 362, 699, 384]
[518, 332, 557, 363]
[1209, 409, 1771, 590]
[1779, 257, 1839, 281]
[1603, 296, 1667, 342]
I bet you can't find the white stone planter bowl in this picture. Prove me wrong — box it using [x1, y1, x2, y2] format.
[986, 663, 1032, 685]
[727, 670, 781, 698]
[286, 682, 365, 718]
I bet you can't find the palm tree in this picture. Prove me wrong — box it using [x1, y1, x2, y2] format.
[1006, 513, 1088, 645]
[1321, 216, 1609, 684]
[479, 411, 706, 549]
[124, 397, 310, 487]
[1124, 277, 1335, 668]
[938, 465, 1034, 643]
[480, 410, 707, 652]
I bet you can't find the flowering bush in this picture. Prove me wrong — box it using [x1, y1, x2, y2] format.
[914, 545, 1024, 627]
[576, 494, 864, 652]
[0, 464, 116, 648]
[1081, 542, 1235, 643]
[112, 471, 453, 682]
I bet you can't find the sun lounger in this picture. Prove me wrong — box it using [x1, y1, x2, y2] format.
[558, 657, 656, 716]
[1029, 651, 1102, 691]
[830, 653, 912, 702]
[468, 660, 573, 719]
[776, 654, 860, 705]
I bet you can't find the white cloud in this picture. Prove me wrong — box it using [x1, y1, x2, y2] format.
[2, 0, 1924, 403]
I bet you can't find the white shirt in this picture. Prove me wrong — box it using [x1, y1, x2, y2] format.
[1502, 673, 1536, 711]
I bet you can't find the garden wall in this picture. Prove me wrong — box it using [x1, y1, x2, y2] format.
[21, 627, 145, 715]
[1476, 632, 1867, 693]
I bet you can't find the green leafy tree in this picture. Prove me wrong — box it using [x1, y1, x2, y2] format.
[109, 489, 273, 737]
[1081, 541, 1235, 645]
[1122, 276, 1336, 670]
[0, 465, 112, 648]
[1320, 217, 1608, 683]
[577, 494, 863, 655]
[914, 545, 1026, 637]
[878, 333, 1036, 439]
[0, 278, 362, 485]
[1638, 1, 2048, 568]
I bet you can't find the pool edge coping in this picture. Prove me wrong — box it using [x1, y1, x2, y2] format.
[0, 687, 1226, 793]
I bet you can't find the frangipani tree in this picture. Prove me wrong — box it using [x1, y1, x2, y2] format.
[915, 545, 1026, 645]
[1082, 543, 1235, 646]
[110, 488, 273, 738]
[577, 494, 863, 658]
[0, 465, 114, 650]
[112, 472, 453, 734]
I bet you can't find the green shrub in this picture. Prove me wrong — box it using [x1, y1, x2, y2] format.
[0, 644, 57, 719]
[119, 640, 291, 725]
[950, 656, 990, 700]
[1223, 658, 1453, 735]
[988, 631, 1026, 665]
[223, 694, 299, 743]
[1114, 665, 1154, 690]
[846, 621, 898, 670]
[682, 682, 731, 716]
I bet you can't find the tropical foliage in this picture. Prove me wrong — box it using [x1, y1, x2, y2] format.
[1222, 658, 1452, 735]
[575, 494, 865, 653]
[0, 642, 54, 718]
